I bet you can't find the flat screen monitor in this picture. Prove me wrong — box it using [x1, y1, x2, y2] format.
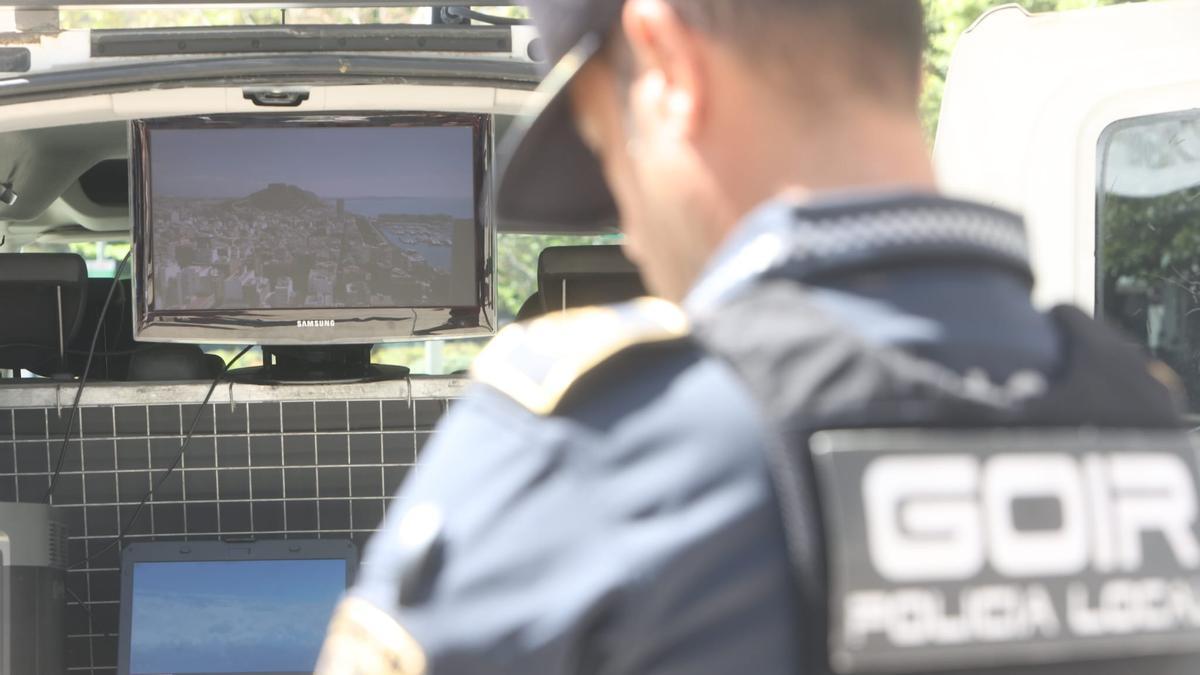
[131, 113, 496, 344]
[118, 539, 356, 675]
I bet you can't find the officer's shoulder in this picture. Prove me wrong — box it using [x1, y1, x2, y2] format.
[471, 297, 693, 416]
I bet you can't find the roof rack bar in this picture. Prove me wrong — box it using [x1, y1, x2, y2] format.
[90, 24, 513, 57]
[21, 1, 522, 7]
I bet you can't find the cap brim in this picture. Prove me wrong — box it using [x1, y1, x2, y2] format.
[497, 37, 618, 232]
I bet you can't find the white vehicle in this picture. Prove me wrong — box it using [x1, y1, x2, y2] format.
[935, 1, 1200, 416]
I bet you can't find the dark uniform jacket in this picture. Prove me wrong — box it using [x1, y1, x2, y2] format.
[319, 193, 1196, 675]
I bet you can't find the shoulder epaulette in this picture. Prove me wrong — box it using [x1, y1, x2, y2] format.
[471, 297, 691, 415]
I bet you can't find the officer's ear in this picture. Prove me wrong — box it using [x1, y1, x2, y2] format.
[621, 0, 706, 141]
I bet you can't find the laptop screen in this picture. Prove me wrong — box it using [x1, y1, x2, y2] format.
[127, 558, 346, 675]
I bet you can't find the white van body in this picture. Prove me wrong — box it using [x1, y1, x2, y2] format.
[934, 0, 1200, 312]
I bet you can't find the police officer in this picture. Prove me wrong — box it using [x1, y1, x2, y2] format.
[318, 1, 1200, 674]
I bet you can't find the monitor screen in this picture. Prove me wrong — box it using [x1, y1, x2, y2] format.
[131, 113, 496, 345]
[149, 126, 476, 311]
[127, 558, 345, 675]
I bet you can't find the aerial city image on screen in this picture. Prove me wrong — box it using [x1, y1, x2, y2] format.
[148, 124, 478, 312]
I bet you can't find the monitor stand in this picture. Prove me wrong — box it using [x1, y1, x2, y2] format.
[230, 345, 410, 385]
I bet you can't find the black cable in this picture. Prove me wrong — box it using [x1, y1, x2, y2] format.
[69, 345, 253, 570]
[63, 586, 105, 635]
[99, 275, 121, 378]
[441, 7, 530, 25]
[468, 10, 529, 25]
[45, 251, 132, 503]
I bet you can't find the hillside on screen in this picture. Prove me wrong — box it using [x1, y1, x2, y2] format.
[148, 125, 478, 311]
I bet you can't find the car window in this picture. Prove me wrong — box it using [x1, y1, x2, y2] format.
[20, 240, 131, 278]
[1097, 110, 1200, 415]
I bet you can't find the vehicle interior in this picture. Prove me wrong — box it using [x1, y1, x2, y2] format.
[2, 1, 1200, 673]
[0, 6, 650, 673]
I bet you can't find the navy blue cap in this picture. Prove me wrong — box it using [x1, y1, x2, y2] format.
[496, 0, 626, 231]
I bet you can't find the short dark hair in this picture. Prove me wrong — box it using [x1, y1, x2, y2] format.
[604, 0, 926, 108]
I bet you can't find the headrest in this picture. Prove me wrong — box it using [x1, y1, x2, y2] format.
[0, 253, 88, 374]
[126, 344, 223, 382]
[54, 277, 136, 380]
[516, 292, 544, 323]
[536, 245, 646, 315]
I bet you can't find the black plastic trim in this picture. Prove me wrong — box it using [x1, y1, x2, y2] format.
[79, 159, 129, 207]
[0, 54, 539, 105]
[92, 25, 511, 58]
[243, 88, 311, 106]
[0, 48, 31, 73]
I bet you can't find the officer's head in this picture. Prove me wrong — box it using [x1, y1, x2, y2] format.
[499, 0, 932, 301]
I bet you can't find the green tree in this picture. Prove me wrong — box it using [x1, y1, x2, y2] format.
[921, 0, 1140, 135]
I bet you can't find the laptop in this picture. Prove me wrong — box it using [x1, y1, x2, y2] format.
[117, 539, 357, 675]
